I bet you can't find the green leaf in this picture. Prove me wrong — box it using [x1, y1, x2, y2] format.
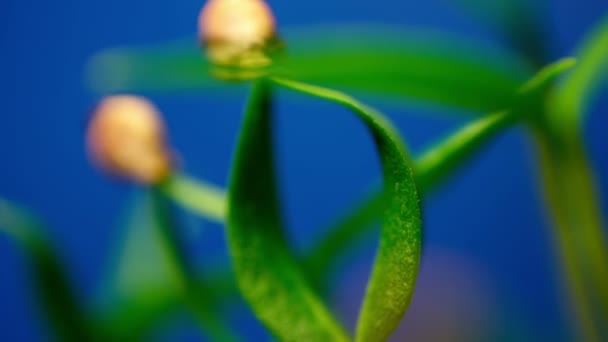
[96, 191, 184, 340]
[270, 77, 422, 342]
[532, 129, 608, 341]
[533, 17, 608, 341]
[87, 26, 529, 113]
[86, 39, 222, 94]
[0, 198, 93, 341]
[99, 190, 239, 341]
[550, 16, 608, 133]
[416, 57, 577, 191]
[226, 80, 350, 341]
[298, 58, 576, 303]
[278, 26, 529, 113]
[446, 0, 547, 65]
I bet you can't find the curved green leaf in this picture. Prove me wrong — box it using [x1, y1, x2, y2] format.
[0, 198, 93, 341]
[270, 77, 422, 342]
[299, 57, 576, 302]
[227, 80, 350, 340]
[87, 26, 529, 113]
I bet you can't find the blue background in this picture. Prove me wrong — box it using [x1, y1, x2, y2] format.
[1, 0, 607, 340]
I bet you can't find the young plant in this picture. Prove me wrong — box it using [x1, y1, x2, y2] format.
[1, 0, 607, 341]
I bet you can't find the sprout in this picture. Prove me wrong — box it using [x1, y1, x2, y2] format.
[86, 96, 173, 185]
[198, 0, 280, 71]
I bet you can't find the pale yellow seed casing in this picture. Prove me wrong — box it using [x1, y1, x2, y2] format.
[198, 0, 277, 67]
[86, 96, 172, 185]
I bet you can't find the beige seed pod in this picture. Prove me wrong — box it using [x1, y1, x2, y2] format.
[198, 0, 278, 69]
[86, 96, 172, 185]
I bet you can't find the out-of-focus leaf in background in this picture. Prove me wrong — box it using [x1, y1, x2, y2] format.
[0, 198, 93, 341]
[446, 0, 547, 66]
[87, 26, 530, 114]
[550, 17, 608, 131]
[95, 191, 183, 340]
[97, 190, 238, 341]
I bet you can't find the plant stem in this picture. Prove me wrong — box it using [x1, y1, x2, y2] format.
[416, 110, 516, 192]
[149, 189, 240, 342]
[159, 173, 227, 223]
[532, 126, 608, 341]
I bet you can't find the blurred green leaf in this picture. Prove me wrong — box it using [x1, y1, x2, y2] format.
[226, 80, 350, 340]
[550, 16, 608, 132]
[98, 191, 238, 341]
[96, 191, 184, 340]
[88, 26, 530, 113]
[86, 39, 220, 94]
[278, 26, 529, 113]
[271, 77, 422, 342]
[0, 198, 93, 341]
[532, 16, 608, 341]
[446, 0, 547, 65]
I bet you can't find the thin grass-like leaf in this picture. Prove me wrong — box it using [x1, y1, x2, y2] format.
[96, 191, 184, 340]
[271, 77, 422, 342]
[299, 58, 576, 303]
[226, 80, 350, 341]
[98, 190, 238, 341]
[0, 198, 93, 341]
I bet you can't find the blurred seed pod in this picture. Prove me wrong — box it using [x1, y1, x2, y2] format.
[198, 0, 283, 79]
[86, 96, 173, 185]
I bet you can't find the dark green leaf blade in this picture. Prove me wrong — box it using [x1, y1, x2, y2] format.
[0, 198, 93, 341]
[226, 80, 350, 341]
[271, 78, 422, 342]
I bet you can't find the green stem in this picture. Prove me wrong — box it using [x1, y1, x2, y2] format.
[416, 110, 515, 192]
[160, 173, 227, 223]
[532, 127, 608, 341]
[149, 189, 240, 342]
